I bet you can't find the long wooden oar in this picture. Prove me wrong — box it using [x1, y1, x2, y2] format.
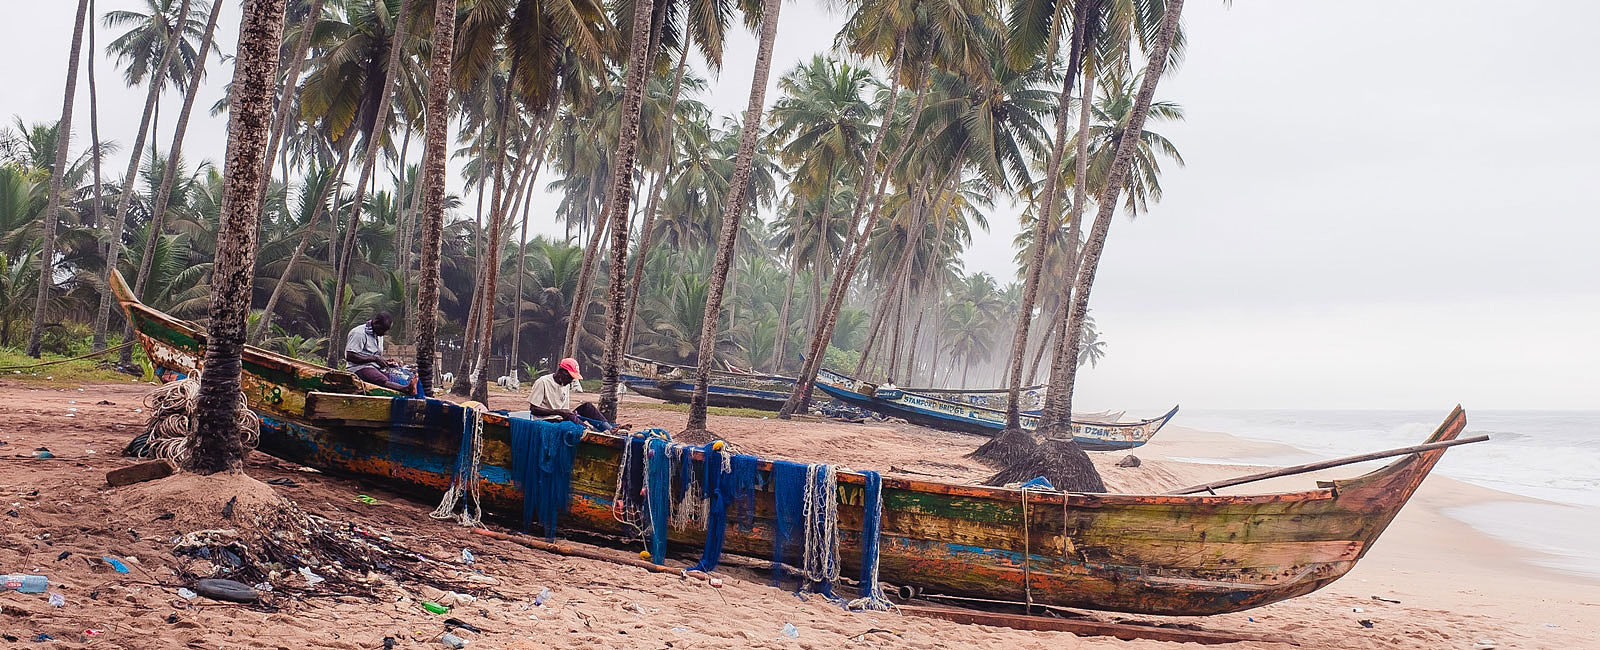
[1165, 435, 1489, 495]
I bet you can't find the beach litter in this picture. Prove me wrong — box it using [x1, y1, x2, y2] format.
[443, 618, 482, 634]
[48, 592, 64, 607]
[440, 632, 468, 648]
[299, 567, 326, 585]
[422, 601, 450, 615]
[534, 587, 551, 606]
[460, 548, 475, 564]
[102, 555, 130, 573]
[176, 588, 197, 600]
[782, 623, 800, 638]
[193, 578, 260, 603]
[1358, 619, 1374, 628]
[1473, 640, 1497, 650]
[1371, 595, 1401, 603]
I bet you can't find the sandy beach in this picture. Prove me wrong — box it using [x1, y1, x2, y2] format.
[2, 381, 1596, 649]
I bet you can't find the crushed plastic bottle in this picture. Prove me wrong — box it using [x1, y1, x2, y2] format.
[440, 632, 467, 648]
[2, 574, 47, 594]
[460, 548, 475, 564]
[781, 623, 799, 638]
[533, 587, 551, 607]
[298, 567, 325, 586]
[421, 601, 449, 615]
[177, 588, 198, 600]
[48, 592, 65, 607]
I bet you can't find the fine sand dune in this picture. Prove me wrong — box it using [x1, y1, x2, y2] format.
[2, 381, 1595, 649]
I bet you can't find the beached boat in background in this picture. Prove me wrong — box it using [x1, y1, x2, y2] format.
[619, 355, 798, 411]
[112, 270, 1472, 616]
[815, 368, 1176, 449]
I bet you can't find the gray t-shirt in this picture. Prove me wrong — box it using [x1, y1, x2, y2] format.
[345, 322, 384, 373]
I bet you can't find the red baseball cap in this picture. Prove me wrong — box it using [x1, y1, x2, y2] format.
[559, 357, 583, 380]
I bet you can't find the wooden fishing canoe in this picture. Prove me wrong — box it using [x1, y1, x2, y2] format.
[619, 354, 798, 411]
[112, 271, 1467, 616]
[816, 368, 1176, 449]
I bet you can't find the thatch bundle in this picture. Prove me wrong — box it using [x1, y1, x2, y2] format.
[984, 435, 1106, 493]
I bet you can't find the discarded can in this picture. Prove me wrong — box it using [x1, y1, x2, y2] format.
[1, 574, 47, 594]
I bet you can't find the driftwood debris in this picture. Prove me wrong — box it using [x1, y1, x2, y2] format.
[106, 459, 176, 487]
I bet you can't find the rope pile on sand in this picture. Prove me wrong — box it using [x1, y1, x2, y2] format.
[124, 376, 260, 464]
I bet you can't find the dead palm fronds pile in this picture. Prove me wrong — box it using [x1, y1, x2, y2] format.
[123, 376, 260, 463]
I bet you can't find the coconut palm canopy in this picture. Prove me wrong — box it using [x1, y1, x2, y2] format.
[6, 0, 1188, 412]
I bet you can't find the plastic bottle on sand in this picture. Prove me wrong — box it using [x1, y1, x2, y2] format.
[2, 575, 47, 594]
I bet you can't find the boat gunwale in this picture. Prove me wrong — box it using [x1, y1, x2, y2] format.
[817, 367, 1178, 429]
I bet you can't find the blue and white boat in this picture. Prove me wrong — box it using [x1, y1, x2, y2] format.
[814, 368, 1177, 450]
[620, 355, 799, 411]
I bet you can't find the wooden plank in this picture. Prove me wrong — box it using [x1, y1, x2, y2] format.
[897, 605, 1298, 646]
[106, 459, 175, 486]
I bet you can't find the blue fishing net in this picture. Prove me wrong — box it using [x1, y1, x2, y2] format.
[689, 444, 762, 572]
[508, 417, 585, 541]
[851, 470, 893, 609]
[769, 459, 809, 585]
[646, 437, 673, 564]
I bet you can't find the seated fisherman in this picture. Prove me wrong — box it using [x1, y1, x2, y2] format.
[344, 313, 417, 393]
[527, 357, 615, 431]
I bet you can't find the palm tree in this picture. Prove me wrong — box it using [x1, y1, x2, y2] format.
[189, 0, 288, 473]
[594, 0, 661, 419]
[26, 0, 92, 358]
[1041, 0, 1186, 429]
[679, 0, 783, 433]
[412, 0, 459, 393]
[260, 0, 328, 193]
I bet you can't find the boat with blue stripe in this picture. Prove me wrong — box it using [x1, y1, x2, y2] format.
[814, 368, 1177, 450]
[110, 270, 1472, 617]
[619, 355, 799, 411]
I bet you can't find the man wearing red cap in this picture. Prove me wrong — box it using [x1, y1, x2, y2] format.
[527, 357, 615, 430]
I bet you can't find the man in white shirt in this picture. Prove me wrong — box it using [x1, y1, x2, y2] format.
[527, 357, 614, 430]
[344, 314, 416, 392]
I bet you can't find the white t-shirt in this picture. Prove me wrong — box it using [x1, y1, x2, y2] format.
[345, 323, 384, 373]
[527, 373, 572, 410]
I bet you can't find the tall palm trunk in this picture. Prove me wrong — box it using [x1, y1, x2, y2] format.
[251, 136, 355, 342]
[260, 0, 325, 191]
[26, 0, 93, 358]
[91, 0, 195, 358]
[1042, 0, 1184, 426]
[1037, 67, 1098, 387]
[779, 42, 914, 417]
[328, 0, 415, 365]
[412, 0, 459, 394]
[450, 180, 490, 394]
[769, 250, 799, 372]
[620, 43, 691, 353]
[129, 0, 226, 329]
[684, 0, 783, 430]
[596, 0, 661, 421]
[469, 66, 526, 403]
[510, 115, 553, 370]
[190, 0, 288, 473]
[560, 194, 610, 360]
[86, 0, 108, 344]
[1002, 3, 1090, 428]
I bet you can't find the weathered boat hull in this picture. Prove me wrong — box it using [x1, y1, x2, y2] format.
[112, 271, 1465, 616]
[619, 355, 797, 411]
[816, 368, 1176, 450]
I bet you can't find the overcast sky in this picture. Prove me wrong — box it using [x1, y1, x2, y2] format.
[5, 1, 1596, 410]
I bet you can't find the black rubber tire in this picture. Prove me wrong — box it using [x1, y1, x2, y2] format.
[192, 578, 260, 603]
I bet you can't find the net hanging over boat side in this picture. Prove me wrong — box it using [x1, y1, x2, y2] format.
[508, 417, 585, 540]
[846, 470, 894, 611]
[689, 443, 762, 573]
[770, 460, 809, 585]
[430, 402, 484, 526]
[801, 463, 842, 599]
[646, 437, 674, 563]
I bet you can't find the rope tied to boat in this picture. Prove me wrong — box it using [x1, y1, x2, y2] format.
[430, 404, 484, 527]
[1020, 486, 1034, 614]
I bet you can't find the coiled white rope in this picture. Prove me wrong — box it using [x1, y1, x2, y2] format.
[431, 406, 484, 527]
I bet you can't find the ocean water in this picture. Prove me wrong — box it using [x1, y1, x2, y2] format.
[1173, 409, 1600, 580]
